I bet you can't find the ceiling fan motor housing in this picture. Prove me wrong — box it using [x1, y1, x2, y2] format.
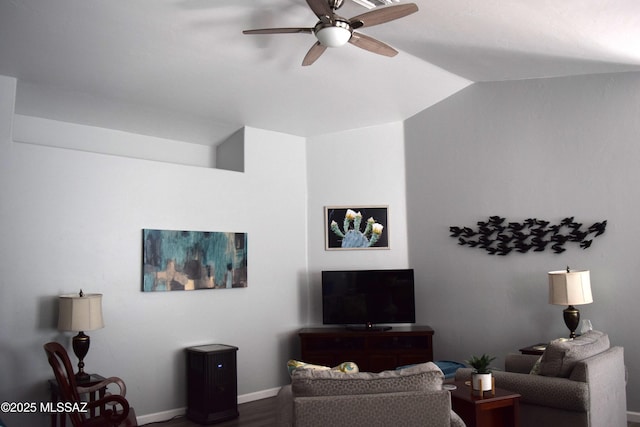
[314, 20, 352, 47]
[328, 0, 346, 10]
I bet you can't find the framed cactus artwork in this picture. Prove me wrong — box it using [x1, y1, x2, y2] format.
[325, 206, 389, 250]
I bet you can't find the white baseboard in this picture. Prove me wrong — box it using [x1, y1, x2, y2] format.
[628, 411, 640, 422]
[238, 386, 281, 404]
[135, 387, 283, 425]
[136, 407, 186, 425]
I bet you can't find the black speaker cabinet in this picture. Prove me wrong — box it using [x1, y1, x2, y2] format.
[186, 344, 239, 424]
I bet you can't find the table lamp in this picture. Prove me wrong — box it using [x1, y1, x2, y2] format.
[548, 267, 592, 339]
[58, 290, 104, 381]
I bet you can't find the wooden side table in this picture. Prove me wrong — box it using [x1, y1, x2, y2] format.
[449, 380, 521, 427]
[48, 373, 106, 427]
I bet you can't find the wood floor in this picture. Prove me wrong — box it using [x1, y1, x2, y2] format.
[139, 397, 277, 427]
[139, 397, 639, 427]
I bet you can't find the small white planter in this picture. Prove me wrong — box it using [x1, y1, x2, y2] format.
[472, 373, 493, 391]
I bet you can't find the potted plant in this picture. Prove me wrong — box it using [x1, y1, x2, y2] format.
[465, 353, 496, 392]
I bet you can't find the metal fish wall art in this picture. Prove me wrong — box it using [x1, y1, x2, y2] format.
[450, 216, 607, 256]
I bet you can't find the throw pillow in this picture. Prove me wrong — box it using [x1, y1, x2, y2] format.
[333, 361, 359, 374]
[291, 361, 443, 397]
[529, 356, 542, 375]
[538, 330, 610, 377]
[287, 360, 359, 376]
[287, 360, 330, 376]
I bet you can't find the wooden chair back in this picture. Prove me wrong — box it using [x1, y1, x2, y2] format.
[44, 342, 87, 426]
[44, 342, 136, 426]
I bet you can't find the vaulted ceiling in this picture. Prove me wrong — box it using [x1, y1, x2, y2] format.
[2, 0, 640, 144]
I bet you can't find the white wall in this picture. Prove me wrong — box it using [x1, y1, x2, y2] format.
[0, 75, 308, 425]
[4, 66, 639, 424]
[306, 122, 411, 325]
[404, 72, 640, 412]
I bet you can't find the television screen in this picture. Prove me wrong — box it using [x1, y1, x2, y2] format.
[322, 269, 415, 329]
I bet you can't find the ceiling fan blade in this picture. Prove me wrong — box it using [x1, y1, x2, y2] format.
[349, 3, 418, 29]
[243, 27, 314, 35]
[306, 0, 333, 19]
[349, 32, 398, 57]
[302, 41, 328, 66]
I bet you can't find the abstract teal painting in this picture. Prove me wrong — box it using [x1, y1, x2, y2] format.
[142, 229, 247, 292]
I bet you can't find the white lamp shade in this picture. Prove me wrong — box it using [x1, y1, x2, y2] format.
[58, 293, 104, 332]
[548, 270, 593, 306]
[315, 25, 351, 47]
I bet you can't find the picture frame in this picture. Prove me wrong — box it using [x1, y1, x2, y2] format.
[325, 205, 389, 250]
[142, 229, 247, 292]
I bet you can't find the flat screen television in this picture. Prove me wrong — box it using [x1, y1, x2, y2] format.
[322, 269, 415, 331]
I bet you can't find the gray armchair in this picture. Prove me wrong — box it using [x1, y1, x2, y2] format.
[455, 331, 626, 427]
[277, 362, 465, 427]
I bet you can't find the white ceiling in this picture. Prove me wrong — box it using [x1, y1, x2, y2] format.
[2, 0, 640, 144]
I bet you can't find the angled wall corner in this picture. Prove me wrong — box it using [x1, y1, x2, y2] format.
[216, 127, 245, 173]
[0, 76, 16, 145]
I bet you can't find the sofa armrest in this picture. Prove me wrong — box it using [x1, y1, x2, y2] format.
[455, 368, 588, 412]
[293, 390, 452, 427]
[571, 346, 627, 427]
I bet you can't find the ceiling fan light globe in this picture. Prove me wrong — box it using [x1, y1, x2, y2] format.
[315, 23, 352, 47]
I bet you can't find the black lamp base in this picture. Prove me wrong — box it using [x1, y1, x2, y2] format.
[563, 305, 580, 339]
[72, 331, 91, 381]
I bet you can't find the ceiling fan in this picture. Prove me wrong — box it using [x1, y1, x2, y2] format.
[242, 0, 419, 66]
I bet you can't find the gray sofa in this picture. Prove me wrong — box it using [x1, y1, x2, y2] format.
[455, 330, 626, 427]
[277, 361, 465, 426]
